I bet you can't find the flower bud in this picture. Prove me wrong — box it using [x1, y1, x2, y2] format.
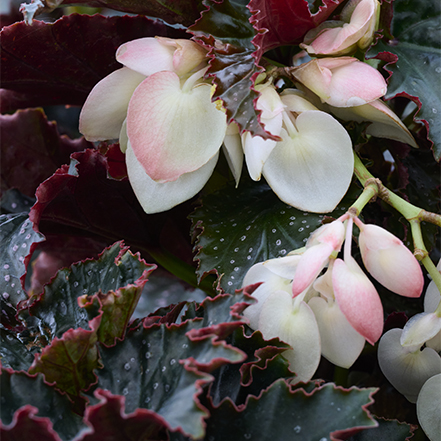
[357, 222, 424, 297]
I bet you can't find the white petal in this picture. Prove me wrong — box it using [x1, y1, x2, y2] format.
[119, 119, 128, 153]
[242, 113, 283, 181]
[262, 111, 354, 212]
[424, 279, 441, 313]
[401, 312, 441, 347]
[222, 125, 243, 187]
[378, 329, 441, 402]
[417, 374, 441, 441]
[262, 255, 302, 279]
[126, 142, 218, 214]
[309, 296, 365, 368]
[258, 292, 321, 383]
[79, 67, 146, 141]
[242, 263, 292, 330]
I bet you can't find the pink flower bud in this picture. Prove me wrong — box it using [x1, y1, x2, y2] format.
[292, 57, 387, 107]
[357, 222, 424, 297]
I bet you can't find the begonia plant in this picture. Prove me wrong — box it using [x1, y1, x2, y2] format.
[0, 0, 440, 440]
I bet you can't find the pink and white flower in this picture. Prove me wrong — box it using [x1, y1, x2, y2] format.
[80, 37, 228, 213]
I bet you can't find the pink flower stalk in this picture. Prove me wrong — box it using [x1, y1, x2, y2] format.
[291, 57, 387, 107]
[355, 219, 424, 297]
[300, 0, 380, 56]
[291, 218, 346, 297]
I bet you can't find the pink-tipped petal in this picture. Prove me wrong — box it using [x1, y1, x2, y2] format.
[262, 111, 354, 213]
[127, 72, 226, 182]
[309, 296, 365, 368]
[417, 374, 441, 441]
[358, 224, 424, 297]
[378, 329, 441, 403]
[164, 38, 208, 76]
[116, 37, 174, 76]
[258, 291, 321, 383]
[333, 257, 383, 344]
[79, 67, 146, 141]
[291, 242, 334, 297]
[126, 142, 218, 214]
[307, 218, 346, 249]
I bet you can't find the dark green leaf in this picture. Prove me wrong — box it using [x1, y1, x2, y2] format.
[367, 0, 441, 159]
[349, 417, 413, 441]
[205, 380, 377, 441]
[29, 242, 155, 341]
[94, 321, 245, 438]
[0, 368, 84, 441]
[0, 328, 36, 371]
[191, 181, 355, 292]
[0, 189, 35, 215]
[0, 213, 44, 306]
[28, 322, 102, 397]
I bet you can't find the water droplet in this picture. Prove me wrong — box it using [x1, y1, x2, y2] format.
[290, 216, 296, 220]
[25, 234, 31, 239]
[162, 366, 166, 372]
[436, 66, 441, 73]
[59, 302, 67, 316]
[220, 238, 225, 242]
[232, 223, 237, 227]
[124, 363, 131, 371]
[11, 203, 17, 209]
[271, 228, 276, 233]
[213, 246, 218, 251]
[245, 225, 251, 230]
[153, 382, 159, 390]
[227, 281, 233, 286]
[11, 283, 15, 288]
[248, 247, 253, 253]
[87, 270, 92, 276]
[234, 247, 239, 252]
[298, 227, 304, 232]
[21, 243, 26, 248]
[432, 108, 438, 114]
[12, 245, 18, 252]
[19, 228, 25, 234]
[247, 255, 252, 260]
[280, 210, 285, 214]
[276, 240, 281, 246]
[319, 438, 327, 441]
[122, 387, 129, 395]
[240, 235, 246, 241]
[182, 343, 189, 349]
[301, 220, 307, 224]
[234, 267, 239, 272]
[130, 357, 135, 363]
[3, 264, 9, 270]
[294, 426, 301, 433]
[18, 256, 24, 262]
[6, 334, 13, 341]
[146, 352, 152, 359]
[2, 292, 9, 300]
[280, 249, 287, 255]
[230, 260, 235, 264]
[4, 275, 10, 282]
[73, 281, 79, 288]
[111, 278, 115, 283]
[145, 396, 151, 404]
[170, 359, 176, 365]
[82, 288, 88, 294]
[337, 407, 341, 411]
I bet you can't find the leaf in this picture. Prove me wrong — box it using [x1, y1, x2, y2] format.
[367, 0, 441, 159]
[28, 324, 102, 397]
[0, 189, 36, 215]
[204, 380, 377, 441]
[0, 368, 84, 441]
[94, 321, 246, 438]
[348, 417, 413, 441]
[0, 108, 91, 197]
[61, 0, 204, 27]
[0, 328, 36, 371]
[29, 149, 162, 249]
[0, 15, 187, 109]
[28, 242, 155, 341]
[0, 213, 44, 306]
[190, 0, 272, 139]
[76, 389, 168, 441]
[190, 181, 355, 292]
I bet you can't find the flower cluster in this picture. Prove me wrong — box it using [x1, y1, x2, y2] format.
[242, 215, 424, 384]
[378, 259, 441, 440]
[79, 0, 417, 215]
